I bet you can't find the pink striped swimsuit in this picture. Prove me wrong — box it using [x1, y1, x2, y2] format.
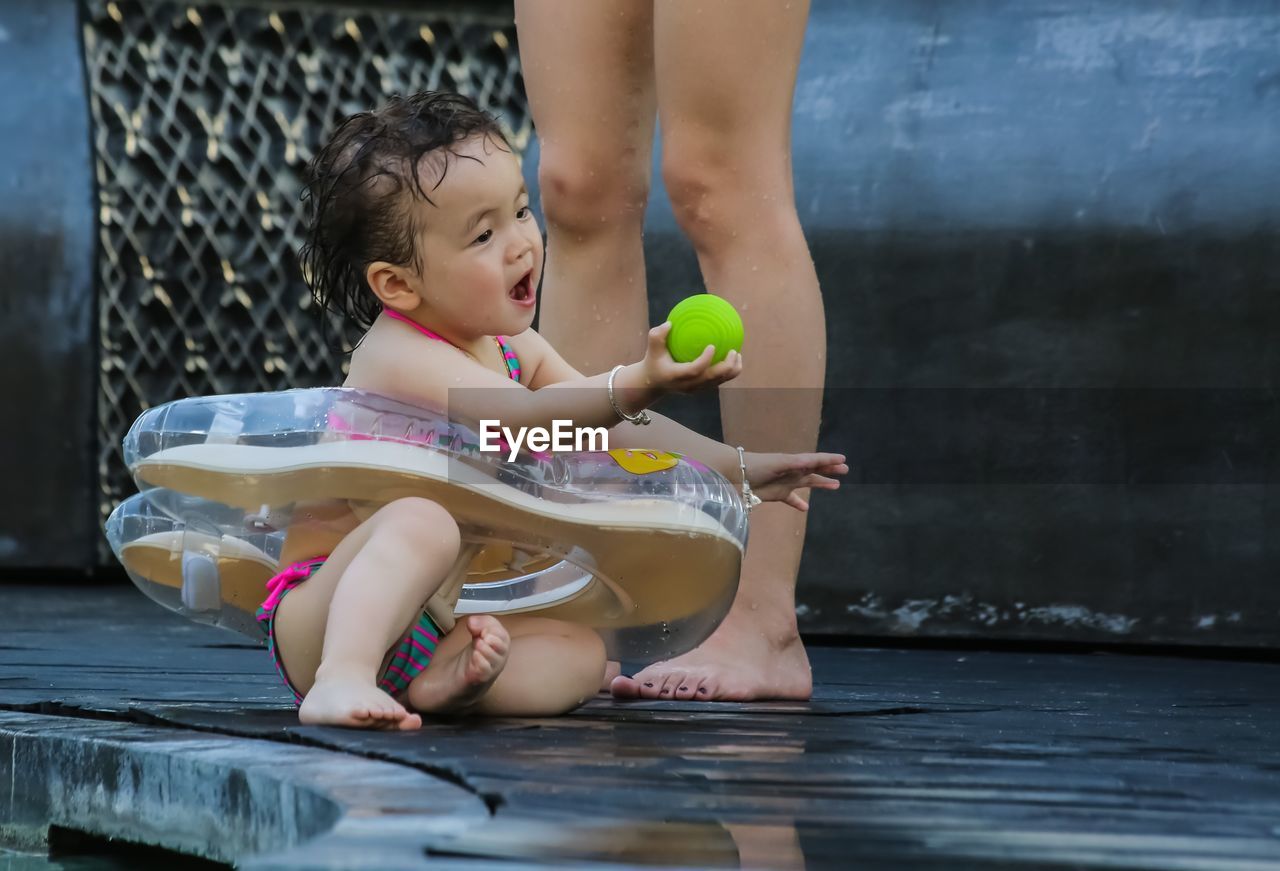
[256, 558, 442, 706]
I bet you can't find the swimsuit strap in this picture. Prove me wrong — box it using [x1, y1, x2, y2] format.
[384, 309, 520, 382]
[383, 308, 452, 343]
[495, 335, 522, 382]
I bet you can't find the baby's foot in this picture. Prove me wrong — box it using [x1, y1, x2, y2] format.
[408, 615, 510, 713]
[299, 672, 423, 731]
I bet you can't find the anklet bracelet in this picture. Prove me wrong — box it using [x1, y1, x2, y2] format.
[608, 365, 651, 425]
[737, 446, 762, 511]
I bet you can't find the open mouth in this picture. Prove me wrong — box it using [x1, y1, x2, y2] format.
[509, 271, 535, 304]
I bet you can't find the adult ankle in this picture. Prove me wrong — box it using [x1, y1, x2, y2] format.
[725, 599, 801, 646]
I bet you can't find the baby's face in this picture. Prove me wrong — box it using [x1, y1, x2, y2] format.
[411, 135, 543, 338]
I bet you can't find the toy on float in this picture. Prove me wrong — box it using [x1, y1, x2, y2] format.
[106, 296, 750, 661]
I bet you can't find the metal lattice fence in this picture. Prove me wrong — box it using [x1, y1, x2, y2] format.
[84, 0, 530, 529]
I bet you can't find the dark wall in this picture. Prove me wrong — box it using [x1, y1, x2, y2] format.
[528, 0, 1280, 646]
[0, 0, 97, 570]
[5, 0, 1277, 646]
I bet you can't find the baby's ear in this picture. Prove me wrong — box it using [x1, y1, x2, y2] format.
[366, 261, 422, 311]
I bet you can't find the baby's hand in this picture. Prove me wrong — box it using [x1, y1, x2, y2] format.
[641, 321, 742, 394]
[742, 451, 848, 512]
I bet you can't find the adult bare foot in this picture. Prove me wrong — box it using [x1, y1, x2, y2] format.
[610, 615, 811, 701]
[299, 671, 423, 730]
[408, 615, 510, 713]
[611, 505, 813, 702]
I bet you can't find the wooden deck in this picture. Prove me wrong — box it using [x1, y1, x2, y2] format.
[1, 584, 1277, 869]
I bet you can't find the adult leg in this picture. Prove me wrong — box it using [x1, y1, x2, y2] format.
[514, 0, 657, 373]
[273, 497, 465, 728]
[409, 615, 606, 717]
[612, 0, 823, 701]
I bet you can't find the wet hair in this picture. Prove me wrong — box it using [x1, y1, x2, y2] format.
[299, 91, 510, 339]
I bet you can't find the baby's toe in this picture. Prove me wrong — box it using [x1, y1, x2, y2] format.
[472, 638, 494, 663]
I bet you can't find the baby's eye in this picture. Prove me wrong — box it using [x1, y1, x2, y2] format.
[516, 206, 531, 220]
[472, 229, 493, 245]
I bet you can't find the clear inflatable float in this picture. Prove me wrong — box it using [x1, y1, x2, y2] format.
[106, 388, 749, 661]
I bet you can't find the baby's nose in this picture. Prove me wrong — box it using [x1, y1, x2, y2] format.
[509, 238, 534, 262]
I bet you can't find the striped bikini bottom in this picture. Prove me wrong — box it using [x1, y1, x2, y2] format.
[255, 556, 443, 706]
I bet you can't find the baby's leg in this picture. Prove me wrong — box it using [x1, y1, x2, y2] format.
[408, 615, 605, 717]
[272, 497, 461, 729]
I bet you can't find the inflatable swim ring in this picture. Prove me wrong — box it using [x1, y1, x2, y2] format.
[107, 388, 749, 661]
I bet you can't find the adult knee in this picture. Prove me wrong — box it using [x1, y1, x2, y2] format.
[538, 145, 650, 236]
[661, 142, 792, 254]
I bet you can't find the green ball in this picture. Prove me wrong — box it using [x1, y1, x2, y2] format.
[666, 294, 744, 364]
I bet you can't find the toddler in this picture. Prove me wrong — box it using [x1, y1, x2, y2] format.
[262, 91, 846, 730]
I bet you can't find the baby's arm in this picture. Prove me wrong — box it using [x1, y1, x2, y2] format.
[520, 329, 847, 507]
[616, 412, 847, 513]
[518, 329, 742, 481]
[610, 412, 742, 480]
[352, 320, 736, 439]
[352, 324, 844, 507]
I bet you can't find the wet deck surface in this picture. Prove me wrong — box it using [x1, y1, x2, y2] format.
[2, 584, 1278, 869]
